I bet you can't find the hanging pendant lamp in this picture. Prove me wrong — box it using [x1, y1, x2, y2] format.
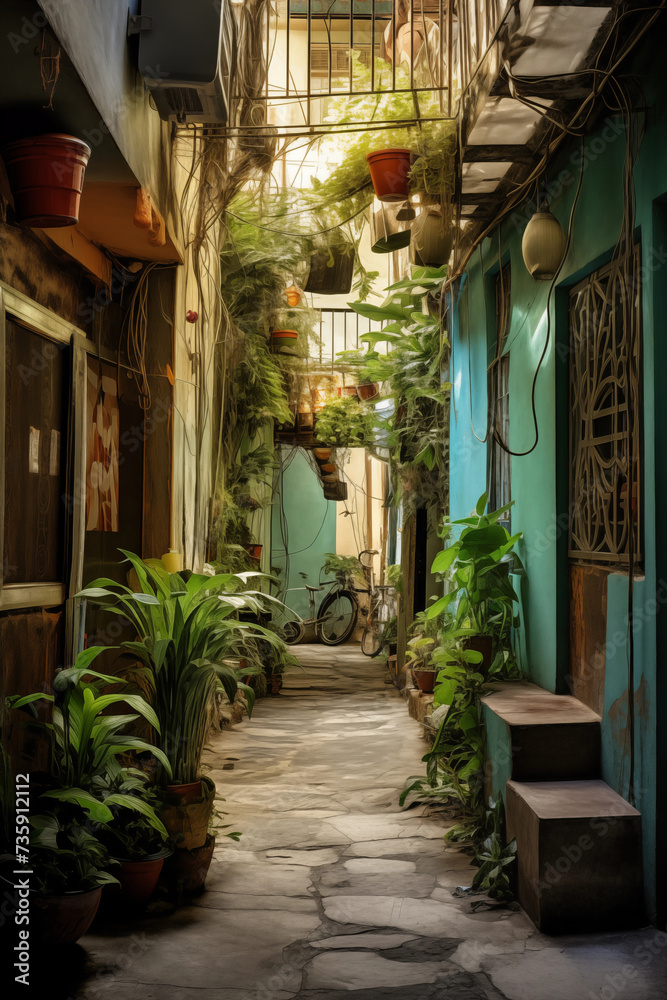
[522, 210, 567, 280]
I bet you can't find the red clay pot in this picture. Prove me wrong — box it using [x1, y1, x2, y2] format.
[166, 780, 203, 803]
[3, 133, 91, 227]
[111, 855, 169, 906]
[312, 447, 332, 462]
[366, 148, 412, 203]
[31, 887, 102, 945]
[245, 544, 263, 562]
[163, 834, 216, 896]
[357, 382, 380, 401]
[413, 668, 437, 694]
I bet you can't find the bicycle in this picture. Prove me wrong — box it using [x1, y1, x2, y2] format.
[272, 573, 359, 647]
[358, 550, 398, 657]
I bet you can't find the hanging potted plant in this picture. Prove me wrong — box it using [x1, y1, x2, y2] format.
[410, 207, 453, 267]
[271, 329, 299, 352]
[369, 199, 412, 254]
[314, 395, 376, 449]
[366, 148, 412, 203]
[305, 231, 356, 295]
[2, 133, 91, 228]
[285, 285, 301, 307]
[245, 542, 263, 562]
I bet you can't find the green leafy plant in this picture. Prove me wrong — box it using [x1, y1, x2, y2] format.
[350, 266, 450, 515]
[311, 56, 457, 225]
[454, 799, 517, 902]
[322, 553, 361, 587]
[386, 563, 403, 592]
[315, 395, 376, 449]
[427, 493, 523, 649]
[5, 650, 170, 892]
[77, 551, 290, 785]
[94, 760, 170, 860]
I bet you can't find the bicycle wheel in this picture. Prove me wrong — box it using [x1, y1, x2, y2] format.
[272, 606, 306, 645]
[360, 621, 383, 657]
[317, 589, 358, 646]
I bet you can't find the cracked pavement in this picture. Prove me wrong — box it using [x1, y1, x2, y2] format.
[76, 645, 667, 1000]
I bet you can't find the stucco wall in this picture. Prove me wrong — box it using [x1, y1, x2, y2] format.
[451, 34, 667, 915]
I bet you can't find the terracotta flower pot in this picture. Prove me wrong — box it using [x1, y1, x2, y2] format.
[366, 148, 412, 203]
[412, 668, 437, 694]
[166, 780, 203, 804]
[163, 834, 216, 896]
[320, 463, 337, 474]
[270, 675, 283, 696]
[31, 887, 102, 946]
[337, 385, 359, 397]
[163, 777, 215, 851]
[245, 543, 263, 562]
[271, 330, 298, 352]
[357, 382, 380, 401]
[312, 447, 332, 462]
[2, 133, 91, 228]
[111, 854, 170, 906]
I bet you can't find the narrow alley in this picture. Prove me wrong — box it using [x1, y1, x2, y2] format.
[77, 648, 667, 1000]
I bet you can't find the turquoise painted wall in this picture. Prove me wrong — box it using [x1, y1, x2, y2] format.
[271, 447, 337, 619]
[450, 34, 667, 916]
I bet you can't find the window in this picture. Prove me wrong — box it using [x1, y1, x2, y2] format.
[0, 285, 75, 611]
[568, 250, 642, 565]
[488, 265, 511, 524]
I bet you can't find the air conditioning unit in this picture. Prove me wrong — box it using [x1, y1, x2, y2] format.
[130, 0, 234, 124]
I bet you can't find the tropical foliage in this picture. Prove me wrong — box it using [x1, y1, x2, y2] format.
[348, 265, 450, 515]
[5, 649, 170, 891]
[77, 551, 288, 784]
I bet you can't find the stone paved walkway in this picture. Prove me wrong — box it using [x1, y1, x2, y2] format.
[80, 645, 667, 1000]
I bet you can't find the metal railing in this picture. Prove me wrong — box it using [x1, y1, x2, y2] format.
[253, 0, 510, 129]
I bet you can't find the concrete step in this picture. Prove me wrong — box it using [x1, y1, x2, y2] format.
[481, 681, 601, 782]
[506, 779, 643, 933]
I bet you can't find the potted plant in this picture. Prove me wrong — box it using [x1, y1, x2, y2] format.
[77, 553, 286, 883]
[271, 329, 299, 352]
[95, 763, 172, 907]
[314, 395, 376, 449]
[2, 133, 91, 228]
[366, 148, 412, 202]
[405, 635, 439, 693]
[350, 265, 450, 517]
[427, 494, 523, 672]
[5, 649, 171, 943]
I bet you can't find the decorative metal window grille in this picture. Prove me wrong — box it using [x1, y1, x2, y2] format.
[568, 250, 642, 566]
[488, 265, 511, 526]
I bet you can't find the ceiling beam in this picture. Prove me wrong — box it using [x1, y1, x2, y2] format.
[490, 74, 592, 101]
[463, 144, 532, 163]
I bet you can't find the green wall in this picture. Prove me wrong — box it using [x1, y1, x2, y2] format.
[450, 33, 667, 917]
[271, 447, 337, 618]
